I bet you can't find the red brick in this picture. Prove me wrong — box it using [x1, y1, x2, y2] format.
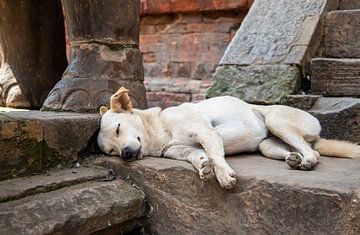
[141, 0, 253, 15]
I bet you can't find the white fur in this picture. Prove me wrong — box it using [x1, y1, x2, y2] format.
[98, 94, 360, 189]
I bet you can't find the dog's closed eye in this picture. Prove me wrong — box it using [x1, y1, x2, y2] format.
[109, 149, 115, 154]
[116, 123, 120, 136]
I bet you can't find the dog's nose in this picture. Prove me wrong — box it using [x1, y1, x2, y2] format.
[121, 147, 140, 161]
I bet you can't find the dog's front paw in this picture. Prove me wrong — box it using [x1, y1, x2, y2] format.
[199, 159, 214, 181]
[214, 166, 237, 189]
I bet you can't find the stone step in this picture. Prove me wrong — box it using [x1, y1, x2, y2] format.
[95, 155, 360, 235]
[309, 97, 360, 142]
[0, 108, 100, 180]
[286, 95, 360, 142]
[324, 10, 360, 58]
[0, 167, 110, 203]
[311, 58, 360, 96]
[338, 0, 360, 10]
[0, 179, 145, 235]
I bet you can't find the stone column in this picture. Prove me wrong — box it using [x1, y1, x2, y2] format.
[43, 0, 147, 112]
[0, 0, 67, 108]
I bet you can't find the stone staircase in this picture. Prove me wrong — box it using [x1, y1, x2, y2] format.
[308, 3, 360, 142]
[0, 108, 147, 234]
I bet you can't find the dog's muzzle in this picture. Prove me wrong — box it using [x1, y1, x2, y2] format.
[121, 147, 141, 161]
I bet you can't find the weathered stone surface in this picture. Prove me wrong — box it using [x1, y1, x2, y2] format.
[0, 0, 67, 108]
[311, 58, 360, 96]
[324, 10, 360, 58]
[0, 167, 109, 203]
[207, 65, 300, 104]
[310, 97, 360, 142]
[0, 109, 100, 180]
[140, 0, 253, 15]
[284, 95, 322, 110]
[0, 180, 145, 235]
[339, 0, 360, 10]
[220, 0, 326, 65]
[43, 0, 147, 112]
[95, 155, 360, 235]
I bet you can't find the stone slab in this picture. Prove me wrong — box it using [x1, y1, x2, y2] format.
[220, 0, 326, 65]
[95, 155, 360, 235]
[339, 0, 360, 10]
[311, 58, 360, 96]
[310, 97, 360, 142]
[324, 10, 360, 58]
[0, 167, 109, 203]
[207, 64, 300, 104]
[0, 180, 145, 235]
[0, 109, 100, 180]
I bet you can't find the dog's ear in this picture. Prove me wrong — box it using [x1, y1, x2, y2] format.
[99, 106, 109, 116]
[110, 87, 133, 113]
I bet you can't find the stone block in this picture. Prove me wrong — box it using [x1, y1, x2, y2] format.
[0, 109, 100, 180]
[95, 155, 360, 235]
[311, 58, 360, 96]
[339, 0, 360, 10]
[310, 97, 360, 142]
[220, 0, 326, 65]
[207, 65, 301, 104]
[324, 10, 360, 58]
[0, 180, 145, 235]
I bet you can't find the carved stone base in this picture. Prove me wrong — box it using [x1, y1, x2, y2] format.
[43, 42, 147, 112]
[0, 65, 31, 108]
[43, 78, 147, 112]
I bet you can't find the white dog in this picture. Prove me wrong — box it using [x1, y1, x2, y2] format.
[97, 87, 360, 189]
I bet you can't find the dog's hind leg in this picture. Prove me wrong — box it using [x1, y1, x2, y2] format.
[259, 137, 291, 160]
[164, 146, 214, 181]
[265, 123, 319, 170]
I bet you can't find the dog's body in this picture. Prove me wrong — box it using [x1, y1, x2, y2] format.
[98, 88, 360, 189]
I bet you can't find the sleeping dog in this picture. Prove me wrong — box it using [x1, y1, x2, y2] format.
[97, 87, 360, 189]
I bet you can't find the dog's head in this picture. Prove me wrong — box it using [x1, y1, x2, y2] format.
[97, 87, 144, 161]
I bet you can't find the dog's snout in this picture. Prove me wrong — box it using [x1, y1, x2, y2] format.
[121, 147, 140, 161]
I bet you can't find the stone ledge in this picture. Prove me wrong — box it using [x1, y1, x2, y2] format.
[95, 154, 360, 235]
[0, 167, 109, 203]
[0, 108, 100, 180]
[0, 180, 146, 235]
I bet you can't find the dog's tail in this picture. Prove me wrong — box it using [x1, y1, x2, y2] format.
[314, 138, 360, 159]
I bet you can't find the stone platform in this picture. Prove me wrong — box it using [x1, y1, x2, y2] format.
[95, 154, 360, 235]
[0, 108, 100, 180]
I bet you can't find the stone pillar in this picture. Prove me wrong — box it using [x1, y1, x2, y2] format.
[0, 0, 67, 108]
[43, 0, 147, 112]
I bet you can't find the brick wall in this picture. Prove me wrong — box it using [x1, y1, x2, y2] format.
[140, 0, 252, 108]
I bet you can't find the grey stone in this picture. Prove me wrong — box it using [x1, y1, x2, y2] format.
[311, 58, 360, 97]
[0, 167, 109, 203]
[207, 65, 301, 104]
[95, 155, 360, 235]
[0, 109, 100, 180]
[339, 0, 360, 10]
[310, 97, 360, 142]
[0, 180, 145, 235]
[324, 10, 360, 58]
[220, 0, 326, 65]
